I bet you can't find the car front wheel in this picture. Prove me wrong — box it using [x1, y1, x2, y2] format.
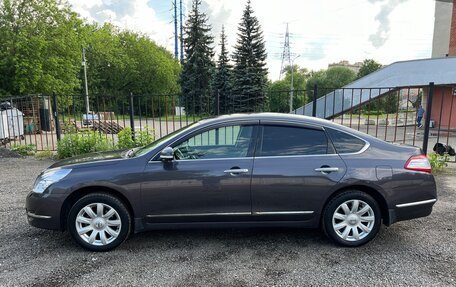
[67, 193, 131, 251]
[323, 190, 381, 247]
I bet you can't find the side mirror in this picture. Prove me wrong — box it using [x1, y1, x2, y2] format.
[160, 147, 174, 161]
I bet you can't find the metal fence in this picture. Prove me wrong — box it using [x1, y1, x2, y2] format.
[1, 83, 455, 158]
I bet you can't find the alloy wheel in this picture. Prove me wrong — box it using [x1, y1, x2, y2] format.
[75, 203, 122, 246]
[332, 199, 375, 242]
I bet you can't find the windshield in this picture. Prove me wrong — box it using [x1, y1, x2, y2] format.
[133, 123, 197, 157]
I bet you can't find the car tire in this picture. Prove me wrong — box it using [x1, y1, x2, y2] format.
[322, 190, 381, 247]
[67, 193, 131, 251]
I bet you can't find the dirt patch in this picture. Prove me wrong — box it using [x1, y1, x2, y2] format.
[0, 147, 21, 158]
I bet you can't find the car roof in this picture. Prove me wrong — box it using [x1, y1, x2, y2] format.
[198, 112, 331, 125]
[196, 113, 385, 143]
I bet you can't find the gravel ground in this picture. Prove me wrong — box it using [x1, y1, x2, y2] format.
[0, 157, 455, 287]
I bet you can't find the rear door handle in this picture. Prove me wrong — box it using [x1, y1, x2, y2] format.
[224, 168, 249, 174]
[314, 167, 339, 173]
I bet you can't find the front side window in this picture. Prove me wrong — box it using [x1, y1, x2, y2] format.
[173, 125, 254, 160]
[259, 125, 331, 156]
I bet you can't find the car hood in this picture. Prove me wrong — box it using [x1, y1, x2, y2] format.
[50, 150, 127, 169]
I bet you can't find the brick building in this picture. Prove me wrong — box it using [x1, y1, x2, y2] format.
[430, 0, 456, 129]
[450, 0, 456, 55]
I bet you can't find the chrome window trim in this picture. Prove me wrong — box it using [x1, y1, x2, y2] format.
[148, 119, 371, 162]
[396, 199, 437, 208]
[324, 126, 371, 155]
[27, 212, 52, 219]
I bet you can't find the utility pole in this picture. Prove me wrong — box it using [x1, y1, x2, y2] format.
[179, 0, 184, 63]
[82, 47, 89, 117]
[279, 23, 291, 80]
[290, 55, 300, 113]
[173, 0, 178, 59]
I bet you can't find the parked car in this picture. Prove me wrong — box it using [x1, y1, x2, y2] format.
[26, 113, 437, 251]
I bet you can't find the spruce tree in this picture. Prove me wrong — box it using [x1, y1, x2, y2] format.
[213, 26, 232, 114]
[232, 0, 268, 112]
[180, 0, 214, 115]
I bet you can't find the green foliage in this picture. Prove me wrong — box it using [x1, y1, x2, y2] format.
[383, 92, 399, 114]
[0, 0, 83, 95]
[268, 65, 309, 112]
[117, 127, 155, 149]
[0, 0, 180, 98]
[117, 128, 135, 150]
[325, 67, 357, 89]
[56, 132, 112, 159]
[11, 144, 36, 156]
[357, 59, 383, 79]
[428, 152, 449, 172]
[213, 26, 232, 114]
[231, 0, 268, 112]
[85, 25, 180, 97]
[306, 67, 356, 99]
[180, 0, 215, 115]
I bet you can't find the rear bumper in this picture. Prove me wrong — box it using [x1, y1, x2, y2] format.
[387, 198, 436, 225]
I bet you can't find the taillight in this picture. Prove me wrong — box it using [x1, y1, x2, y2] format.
[404, 155, 432, 173]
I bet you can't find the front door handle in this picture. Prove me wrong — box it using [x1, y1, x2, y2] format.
[224, 168, 249, 174]
[314, 167, 339, 173]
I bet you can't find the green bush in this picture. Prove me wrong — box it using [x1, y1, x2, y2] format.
[56, 127, 155, 159]
[135, 128, 155, 147]
[117, 128, 135, 150]
[117, 127, 155, 149]
[57, 132, 113, 159]
[11, 144, 36, 156]
[428, 152, 448, 172]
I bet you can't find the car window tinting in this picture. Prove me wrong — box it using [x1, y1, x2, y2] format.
[326, 128, 366, 154]
[259, 125, 329, 156]
[173, 125, 254, 160]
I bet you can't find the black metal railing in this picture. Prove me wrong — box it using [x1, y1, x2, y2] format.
[1, 83, 455, 159]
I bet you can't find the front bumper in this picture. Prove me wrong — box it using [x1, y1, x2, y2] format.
[25, 191, 63, 230]
[387, 198, 437, 225]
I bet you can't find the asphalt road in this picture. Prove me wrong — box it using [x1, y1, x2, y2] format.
[0, 156, 455, 287]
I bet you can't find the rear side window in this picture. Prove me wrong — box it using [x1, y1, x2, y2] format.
[326, 128, 366, 154]
[259, 125, 331, 156]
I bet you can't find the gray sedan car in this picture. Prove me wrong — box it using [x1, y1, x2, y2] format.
[26, 113, 437, 251]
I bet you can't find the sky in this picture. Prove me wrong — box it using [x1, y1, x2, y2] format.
[68, 0, 436, 80]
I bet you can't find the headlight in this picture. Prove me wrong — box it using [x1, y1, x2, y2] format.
[32, 168, 72, 194]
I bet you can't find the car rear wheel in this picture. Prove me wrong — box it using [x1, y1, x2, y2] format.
[67, 193, 131, 251]
[323, 190, 381, 247]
